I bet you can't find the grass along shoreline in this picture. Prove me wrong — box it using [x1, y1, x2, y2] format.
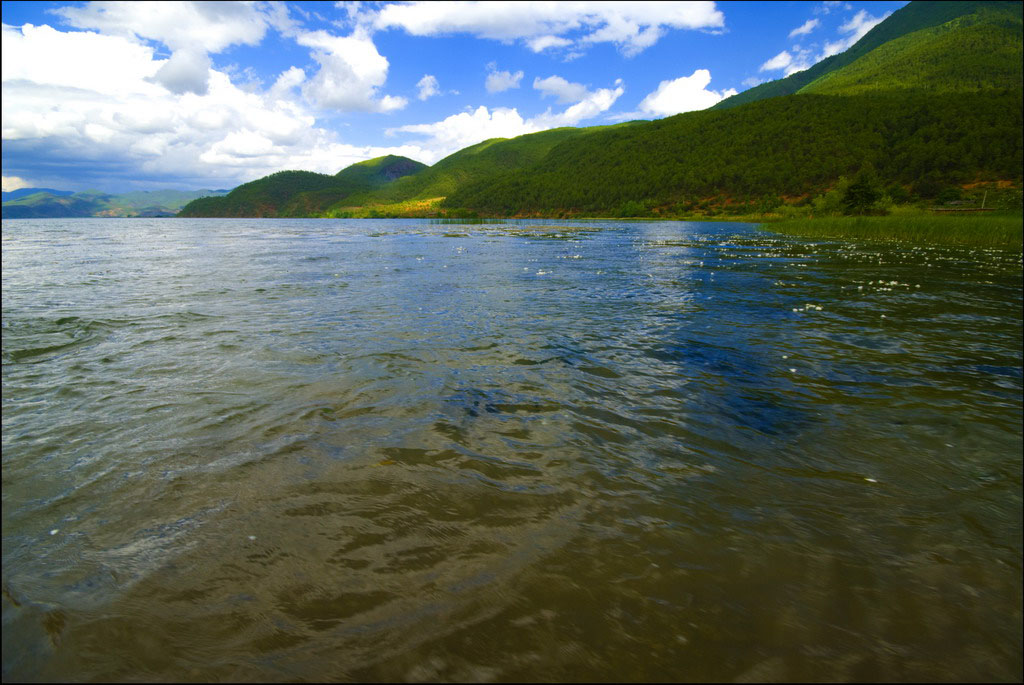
[290, 197, 1023, 248]
[425, 210, 1023, 248]
[758, 212, 1022, 247]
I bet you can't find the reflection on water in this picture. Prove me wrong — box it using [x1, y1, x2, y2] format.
[2, 218, 1021, 682]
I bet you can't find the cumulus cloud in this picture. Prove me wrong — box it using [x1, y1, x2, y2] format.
[532, 81, 625, 128]
[373, 1, 724, 56]
[268, 66, 305, 99]
[636, 69, 736, 116]
[2, 176, 31, 192]
[54, 0, 271, 50]
[533, 75, 589, 104]
[392, 78, 624, 160]
[1, 22, 161, 97]
[527, 35, 573, 52]
[485, 64, 523, 93]
[759, 46, 816, 77]
[47, 1, 406, 110]
[296, 28, 407, 112]
[390, 106, 537, 156]
[0, 22, 430, 190]
[788, 18, 820, 38]
[151, 48, 212, 95]
[53, 1, 274, 95]
[820, 9, 890, 58]
[416, 74, 440, 100]
[760, 50, 793, 72]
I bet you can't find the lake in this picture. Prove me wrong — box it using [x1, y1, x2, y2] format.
[2, 218, 1021, 682]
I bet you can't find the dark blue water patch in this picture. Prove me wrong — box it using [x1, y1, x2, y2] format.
[444, 387, 504, 418]
[716, 389, 809, 438]
[644, 337, 813, 441]
[646, 338, 763, 382]
[973, 364, 1023, 380]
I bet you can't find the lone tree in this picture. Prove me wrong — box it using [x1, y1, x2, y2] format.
[842, 164, 884, 215]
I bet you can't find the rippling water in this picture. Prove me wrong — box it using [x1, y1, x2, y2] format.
[3, 218, 1021, 682]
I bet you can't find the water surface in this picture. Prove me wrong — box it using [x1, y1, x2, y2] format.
[3, 218, 1021, 682]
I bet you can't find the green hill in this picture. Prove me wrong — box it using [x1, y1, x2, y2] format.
[178, 155, 427, 218]
[441, 1, 1022, 215]
[173, 0, 1022, 220]
[712, 0, 1014, 110]
[443, 90, 1021, 215]
[322, 125, 637, 214]
[799, 6, 1023, 95]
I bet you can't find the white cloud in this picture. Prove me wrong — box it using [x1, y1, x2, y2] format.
[390, 106, 537, 157]
[0, 22, 432, 190]
[788, 18, 820, 38]
[46, 1, 404, 111]
[485, 64, 524, 93]
[820, 9, 890, 58]
[373, 1, 725, 56]
[55, 1, 271, 51]
[417, 74, 440, 100]
[760, 50, 793, 72]
[741, 76, 765, 88]
[756, 7, 890, 82]
[392, 78, 624, 160]
[637, 69, 736, 116]
[151, 48, 212, 95]
[54, 1, 274, 95]
[2, 23, 162, 96]
[759, 46, 815, 77]
[532, 81, 625, 128]
[2, 176, 31, 192]
[815, 1, 852, 15]
[296, 28, 407, 112]
[527, 35, 573, 52]
[533, 75, 589, 104]
[268, 66, 306, 100]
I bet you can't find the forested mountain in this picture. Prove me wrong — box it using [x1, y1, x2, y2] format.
[177, 0, 1022, 219]
[799, 5, 1022, 95]
[445, 91, 1021, 215]
[712, 0, 1014, 109]
[2, 188, 228, 218]
[321, 124, 642, 214]
[178, 155, 426, 217]
[443, 0, 1022, 215]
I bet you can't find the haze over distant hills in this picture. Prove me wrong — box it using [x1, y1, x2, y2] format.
[2, 188, 229, 219]
[2, 188, 75, 202]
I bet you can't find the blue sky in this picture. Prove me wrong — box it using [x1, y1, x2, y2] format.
[1, 0, 906, 193]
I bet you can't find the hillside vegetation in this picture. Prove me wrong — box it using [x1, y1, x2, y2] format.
[799, 7, 1023, 96]
[178, 155, 426, 218]
[176, 0, 1022, 221]
[321, 125, 639, 214]
[712, 0, 1013, 109]
[444, 90, 1021, 215]
[442, 1, 1022, 216]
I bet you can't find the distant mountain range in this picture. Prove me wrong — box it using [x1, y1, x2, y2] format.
[2, 188, 75, 202]
[2, 188, 229, 219]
